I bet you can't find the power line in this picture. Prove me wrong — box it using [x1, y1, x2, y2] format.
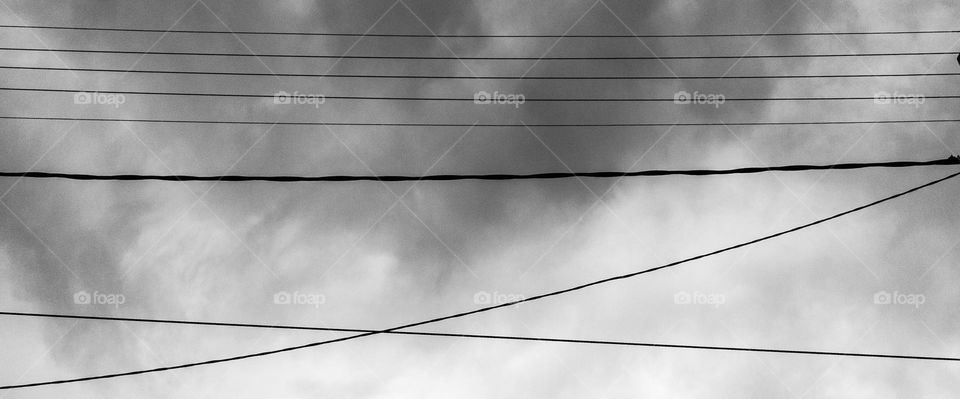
[4, 169, 958, 389]
[5, 87, 958, 102]
[2, 157, 957, 183]
[1, 311, 956, 363]
[2, 24, 959, 37]
[5, 116, 960, 127]
[5, 65, 960, 80]
[1, 47, 954, 60]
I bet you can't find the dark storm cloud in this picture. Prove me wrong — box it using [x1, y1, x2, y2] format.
[0, 0, 877, 338]
[2, 1, 960, 396]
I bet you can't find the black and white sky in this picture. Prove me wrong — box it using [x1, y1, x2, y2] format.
[1, 0, 960, 397]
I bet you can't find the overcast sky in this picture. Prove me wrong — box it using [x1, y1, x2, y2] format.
[1, 0, 960, 397]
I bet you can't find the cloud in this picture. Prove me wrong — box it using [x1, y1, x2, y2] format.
[1, 0, 959, 397]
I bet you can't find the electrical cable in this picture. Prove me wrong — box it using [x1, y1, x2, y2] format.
[0, 311, 955, 362]
[3, 87, 956, 102]
[2, 24, 958, 37]
[4, 168, 958, 389]
[0, 47, 954, 60]
[4, 65, 959, 80]
[2, 157, 957, 183]
[4, 116, 960, 127]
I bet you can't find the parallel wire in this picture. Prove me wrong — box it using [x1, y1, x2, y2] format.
[2, 24, 959, 37]
[0, 47, 954, 60]
[5, 116, 960, 127]
[1, 311, 957, 362]
[4, 87, 958, 102]
[2, 157, 957, 183]
[4, 65, 960, 80]
[4, 169, 958, 389]
[5, 19, 960, 390]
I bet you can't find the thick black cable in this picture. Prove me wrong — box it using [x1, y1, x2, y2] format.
[4, 65, 960, 80]
[2, 24, 959, 37]
[2, 157, 957, 183]
[5, 116, 960, 127]
[1, 311, 957, 363]
[4, 87, 957, 102]
[0, 47, 953, 60]
[3, 169, 958, 390]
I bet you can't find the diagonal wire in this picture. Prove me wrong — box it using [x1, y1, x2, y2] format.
[3, 168, 958, 389]
[1, 311, 958, 362]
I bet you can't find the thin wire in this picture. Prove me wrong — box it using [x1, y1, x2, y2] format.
[0, 47, 954, 60]
[2, 24, 959, 37]
[1, 311, 956, 362]
[4, 169, 958, 389]
[4, 65, 960, 80]
[5, 116, 960, 127]
[4, 87, 958, 102]
[2, 157, 957, 183]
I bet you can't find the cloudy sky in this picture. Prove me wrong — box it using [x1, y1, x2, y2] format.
[1, 0, 959, 397]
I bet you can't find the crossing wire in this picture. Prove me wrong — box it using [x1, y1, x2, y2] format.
[3, 169, 959, 389]
[1, 311, 956, 362]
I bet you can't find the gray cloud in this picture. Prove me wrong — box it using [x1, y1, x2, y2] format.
[1, 0, 959, 397]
